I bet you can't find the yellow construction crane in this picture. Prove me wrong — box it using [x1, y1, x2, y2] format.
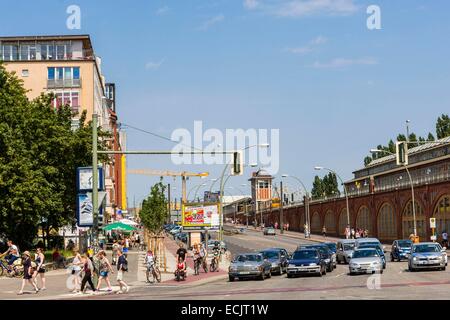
[127, 169, 209, 203]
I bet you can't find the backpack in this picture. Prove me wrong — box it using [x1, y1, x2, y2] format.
[120, 256, 128, 272]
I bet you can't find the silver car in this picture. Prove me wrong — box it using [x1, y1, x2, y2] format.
[228, 253, 272, 282]
[349, 248, 383, 275]
[336, 239, 356, 264]
[408, 242, 447, 272]
[263, 227, 276, 236]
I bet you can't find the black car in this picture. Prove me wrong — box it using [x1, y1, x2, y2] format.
[259, 248, 289, 275]
[287, 249, 327, 278]
[298, 244, 335, 272]
[391, 239, 413, 262]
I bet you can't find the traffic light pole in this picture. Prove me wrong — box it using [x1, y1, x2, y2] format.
[92, 114, 99, 247]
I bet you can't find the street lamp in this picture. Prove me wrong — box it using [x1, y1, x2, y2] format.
[371, 148, 417, 238]
[314, 166, 350, 227]
[218, 144, 269, 241]
[282, 174, 311, 238]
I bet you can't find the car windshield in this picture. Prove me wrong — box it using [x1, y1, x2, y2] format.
[398, 240, 412, 248]
[236, 255, 262, 262]
[325, 243, 336, 251]
[343, 243, 355, 251]
[261, 251, 279, 259]
[358, 242, 379, 247]
[292, 250, 318, 260]
[413, 245, 441, 253]
[352, 249, 378, 258]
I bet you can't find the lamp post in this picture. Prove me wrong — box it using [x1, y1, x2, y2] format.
[314, 166, 350, 227]
[370, 148, 417, 237]
[217, 144, 269, 241]
[281, 174, 310, 238]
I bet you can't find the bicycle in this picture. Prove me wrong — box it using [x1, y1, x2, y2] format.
[194, 257, 202, 275]
[146, 257, 161, 283]
[210, 254, 220, 272]
[0, 258, 24, 278]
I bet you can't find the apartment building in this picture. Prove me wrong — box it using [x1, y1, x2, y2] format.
[0, 34, 124, 222]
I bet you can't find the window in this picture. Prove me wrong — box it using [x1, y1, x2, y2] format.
[52, 91, 79, 109]
[356, 206, 372, 233]
[21, 69, 29, 77]
[48, 68, 55, 80]
[73, 67, 80, 79]
[47, 67, 80, 80]
[377, 203, 397, 240]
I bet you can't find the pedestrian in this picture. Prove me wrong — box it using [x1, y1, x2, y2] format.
[123, 238, 129, 257]
[96, 250, 114, 292]
[274, 222, 278, 230]
[304, 224, 309, 238]
[442, 231, 448, 248]
[364, 229, 369, 238]
[322, 226, 327, 238]
[351, 228, 355, 239]
[70, 248, 83, 293]
[80, 255, 96, 294]
[18, 251, 39, 295]
[344, 226, 350, 239]
[116, 250, 129, 294]
[32, 248, 46, 291]
[286, 223, 290, 231]
[355, 229, 361, 239]
[112, 240, 119, 265]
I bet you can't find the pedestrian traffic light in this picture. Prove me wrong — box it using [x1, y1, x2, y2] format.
[231, 151, 243, 176]
[396, 141, 408, 166]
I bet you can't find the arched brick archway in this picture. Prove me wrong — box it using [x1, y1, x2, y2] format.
[337, 208, 348, 236]
[432, 195, 450, 237]
[311, 212, 321, 232]
[402, 200, 426, 240]
[356, 206, 372, 235]
[377, 202, 397, 240]
[324, 210, 336, 233]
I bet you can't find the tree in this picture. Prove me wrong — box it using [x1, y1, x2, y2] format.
[436, 114, 450, 139]
[140, 180, 168, 235]
[311, 173, 339, 199]
[0, 63, 110, 249]
[311, 176, 324, 199]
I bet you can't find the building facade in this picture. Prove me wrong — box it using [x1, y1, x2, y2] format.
[0, 34, 124, 222]
[232, 137, 450, 242]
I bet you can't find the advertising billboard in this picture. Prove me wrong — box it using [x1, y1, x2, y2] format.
[182, 204, 220, 231]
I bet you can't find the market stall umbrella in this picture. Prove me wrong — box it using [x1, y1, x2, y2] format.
[120, 218, 138, 226]
[102, 222, 137, 232]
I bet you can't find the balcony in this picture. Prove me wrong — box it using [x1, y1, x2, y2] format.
[47, 78, 81, 89]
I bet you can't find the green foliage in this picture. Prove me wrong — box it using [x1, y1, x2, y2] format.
[364, 114, 449, 166]
[0, 63, 110, 249]
[139, 180, 168, 234]
[311, 173, 339, 200]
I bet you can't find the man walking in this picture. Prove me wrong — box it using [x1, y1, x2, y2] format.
[116, 250, 129, 294]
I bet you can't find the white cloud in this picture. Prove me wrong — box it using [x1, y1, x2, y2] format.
[145, 58, 165, 70]
[311, 57, 378, 68]
[156, 6, 170, 15]
[244, 0, 359, 17]
[285, 36, 327, 55]
[199, 14, 225, 30]
[244, 0, 259, 9]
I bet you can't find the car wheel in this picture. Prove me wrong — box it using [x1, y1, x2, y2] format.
[322, 266, 326, 276]
[267, 271, 272, 279]
[343, 257, 347, 264]
[442, 267, 446, 271]
[380, 269, 383, 274]
[287, 273, 292, 278]
[327, 264, 333, 273]
[259, 273, 265, 281]
[229, 276, 235, 282]
[408, 264, 415, 272]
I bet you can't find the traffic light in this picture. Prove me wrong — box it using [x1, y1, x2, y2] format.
[396, 141, 408, 166]
[231, 151, 243, 176]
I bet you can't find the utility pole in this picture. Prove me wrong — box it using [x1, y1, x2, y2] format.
[280, 181, 284, 234]
[168, 183, 171, 223]
[92, 113, 99, 246]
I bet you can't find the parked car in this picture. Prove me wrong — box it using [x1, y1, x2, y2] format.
[408, 242, 447, 272]
[336, 239, 356, 264]
[297, 244, 335, 272]
[349, 248, 384, 275]
[263, 227, 276, 236]
[259, 248, 289, 275]
[228, 253, 272, 281]
[357, 243, 386, 269]
[324, 242, 337, 254]
[390, 239, 413, 262]
[169, 226, 182, 235]
[286, 248, 327, 278]
[175, 232, 188, 243]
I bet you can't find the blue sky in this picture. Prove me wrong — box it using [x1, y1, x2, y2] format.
[2, 0, 450, 206]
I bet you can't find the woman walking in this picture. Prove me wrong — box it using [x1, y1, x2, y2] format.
[70, 248, 83, 293]
[32, 248, 46, 291]
[96, 250, 114, 292]
[80, 255, 96, 294]
[116, 250, 129, 294]
[18, 251, 39, 295]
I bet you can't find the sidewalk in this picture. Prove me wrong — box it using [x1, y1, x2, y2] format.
[158, 235, 229, 285]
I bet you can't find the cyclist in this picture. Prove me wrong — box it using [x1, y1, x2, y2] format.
[1, 240, 20, 273]
[200, 243, 208, 272]
[145, 250, 154, 267]
[211, 243, 221, 272]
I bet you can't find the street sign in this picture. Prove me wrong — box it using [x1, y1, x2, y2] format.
[77, 167, 105, 192]
[430, 217, 436, 229]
